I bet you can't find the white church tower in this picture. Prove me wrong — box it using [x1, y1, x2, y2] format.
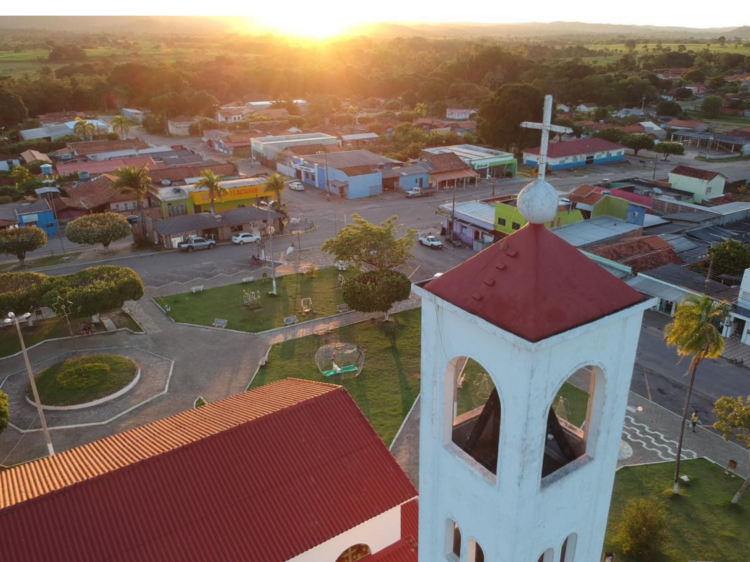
[412, 96, 654, 562]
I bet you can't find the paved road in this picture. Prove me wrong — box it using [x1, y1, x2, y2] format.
[632, 311, 750, 426]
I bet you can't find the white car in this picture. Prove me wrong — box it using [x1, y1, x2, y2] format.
[288, 181, 305, 191]
[419, 235, 443, 249]
[232, 233, 261, 245]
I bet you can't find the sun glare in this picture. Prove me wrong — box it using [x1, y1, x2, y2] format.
[252, 13, 362, 39]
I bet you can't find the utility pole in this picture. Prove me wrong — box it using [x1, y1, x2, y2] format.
[652, 154, 658, 179]
[324, 150, 331, 201]
[491, 177, 497, 198]
[267, 204, 277, 296]
[704, 253, 714, 293]
[449, 189, 456, 243]
[6, 313, 55, 457]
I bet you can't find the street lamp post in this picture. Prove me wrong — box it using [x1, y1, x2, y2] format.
[266, 204, 277, 296]
[5, 312, 55, 457]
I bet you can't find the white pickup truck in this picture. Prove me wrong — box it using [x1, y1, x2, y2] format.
[419, 234, 443, 249]
[404, 187, 435, 198]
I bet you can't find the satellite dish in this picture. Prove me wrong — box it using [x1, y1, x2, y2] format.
[653, 188, 663, 195]
[161, 179, 171, 186]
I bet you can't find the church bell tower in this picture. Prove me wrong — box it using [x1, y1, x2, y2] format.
[412, 96, 654, 562]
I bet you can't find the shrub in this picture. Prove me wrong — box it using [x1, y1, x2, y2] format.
[43, 265, 145, 317]
[0, 390, 8, 436]
[65, 213, 132, 248]
[56, 362, 110, 390]
[614, 498, 669, 558]
[0, 271, 52, 316]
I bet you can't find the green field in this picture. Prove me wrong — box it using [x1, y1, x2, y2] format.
[584, 42, 750, 56]
[604, 459, 749, 562]
[250, 309, 422, 445]
[156, 268, 354, 333]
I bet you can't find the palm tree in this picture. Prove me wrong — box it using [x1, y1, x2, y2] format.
[196, 170, 227, 215]
[73, 117, 96, 141]
[110, 116, 131, 140]
[112, 164, 153, 242]
[664, 294, 730, 494]
[265, 173, 285, 207]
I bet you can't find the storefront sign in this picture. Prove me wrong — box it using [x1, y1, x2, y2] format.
[189, 184, 275, 205]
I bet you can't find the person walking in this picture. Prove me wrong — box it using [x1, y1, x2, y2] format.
[690, 411, 700, 433]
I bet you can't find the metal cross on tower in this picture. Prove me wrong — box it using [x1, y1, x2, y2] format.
[521, 95, 573, 182]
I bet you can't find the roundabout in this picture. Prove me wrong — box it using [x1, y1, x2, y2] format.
[27, 355, 139, 409]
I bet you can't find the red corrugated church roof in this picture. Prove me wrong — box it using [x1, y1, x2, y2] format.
[424, 223, 644, 342]
[0, 379, 417, 562]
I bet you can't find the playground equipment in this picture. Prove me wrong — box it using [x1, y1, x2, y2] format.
[315, 342, 365, 378]
[300, 297, 314, 315]
[243, 290, 262, 310]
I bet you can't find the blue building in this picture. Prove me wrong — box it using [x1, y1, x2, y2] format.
[382, 165, 430, 192]
[288, 150, 401, 199]
[0, 199, 57, 236]
[522, 138, 626, 171]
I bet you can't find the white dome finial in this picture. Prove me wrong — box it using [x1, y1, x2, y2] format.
[517, 178, 559, 224]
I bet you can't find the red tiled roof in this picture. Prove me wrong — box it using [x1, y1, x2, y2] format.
[0, 379, 417, 562]
[62, 174, 134, 209]
[420, 152, 470, 173]
[670, 165, 723, 181]
[588, 236, 683, 273]
[366, 539, 419, 562]
[523, 138, 625, 158]
[424, 223, 644, 342]
[666, 119, 703, 129]
[148, 163, 238, 184]
[569, 185, 604, 206]
[725, 72, 750, 81]
[593, 187, 654, 209]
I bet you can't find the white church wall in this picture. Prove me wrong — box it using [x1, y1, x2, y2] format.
[415, 287, 652, 562]
[288, 504, 401, 562]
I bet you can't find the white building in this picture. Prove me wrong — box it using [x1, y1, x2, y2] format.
[446, 108, 476, 120]
[413, 120, 653, 561]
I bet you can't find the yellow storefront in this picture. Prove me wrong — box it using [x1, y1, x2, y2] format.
[189, 181, 278, 213]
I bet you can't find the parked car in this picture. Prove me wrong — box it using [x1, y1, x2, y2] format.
[419, 234, 443, 249]
[232, 232, 261, 245]
[125, 215, 139, 225]
[288, 181, 305, 191]
[178, 236, 216, 252]
[405, 187, 435, 198]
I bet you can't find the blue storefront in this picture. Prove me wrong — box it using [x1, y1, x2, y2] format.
[17, 199, 58, 236]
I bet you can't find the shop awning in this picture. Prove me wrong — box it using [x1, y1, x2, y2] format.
[431, 169, 479, 183]
[627, 276, 689, 302]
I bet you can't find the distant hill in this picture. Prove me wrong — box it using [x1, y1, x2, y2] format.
[0, 16, 739, 40]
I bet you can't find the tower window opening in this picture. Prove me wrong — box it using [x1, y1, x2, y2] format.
[448, 357, 501, 475]
[560, 533, 578, 562]
[469, 539, 485, 562]
[542, 366, 599, 480]
[446, 519, 462, 560]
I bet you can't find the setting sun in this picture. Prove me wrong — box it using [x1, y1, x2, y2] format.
[251, 13, 363, 39]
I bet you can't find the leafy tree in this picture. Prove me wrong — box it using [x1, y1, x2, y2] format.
[0, 272, 52, 316]
[614, 498, 669, 558]
[322, 214, 416, 272]
[674, 87, 693, 100]
[0, 226, 47, 266]
[111, 165, 153, 242]
[110, 115, 131, 140]
[593, 107, 609, 121]
[707, 239, 750, 276]
[10, 165, 32, 185]
[43, 265, 144, 317]
[142, 114, 166, 134]
[476, 84, 544, 150]
[73, 117, 95, 140]
[594, 127, 627, 144]
[622, 134, 655, 156]
[65, 213, 132, 249]
[195, 170, 228, 215]
[708, 77, 727, 91]
[342, 270, 412, 321]
[624, 39, 637, 51]
[656, 100, 683, 117]
[0, 84, 28, 128]
[264, 173, 286, 207]
[682, 68, 706, 82]
[664, 295, 730, 494]
[713, 395, 750, 503]
[701, 95, 723, 116]
[654, 142, 685, 161]
[47, 45, 86, 62]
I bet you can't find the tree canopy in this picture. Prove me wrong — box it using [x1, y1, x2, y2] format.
[701, 95, 723, 117]
[0, 391, 8, 437]
[321, 215, 415, 272]
[476, 84, 544, 150]
[0, 226, 47, 266]
[713, 395, 750, 503]
[0, 83, 28, 128]
[654, 142, 685, 161]
[65, 213, 132, 249]
[0, 271, 53, 316]
[707, 239, 750, 276]
[342, 270, 412, 320]
[622, 134, 655, 155]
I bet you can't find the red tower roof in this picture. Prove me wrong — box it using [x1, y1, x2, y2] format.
[424, 224, 644, 342]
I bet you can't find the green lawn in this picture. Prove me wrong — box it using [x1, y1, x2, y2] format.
[0, 310, 142, 358]
[251, 309, 422, 445]
[157, 268, 354, 333]
[604, 459, 749, 562]
[29, 354, 138, 406]
[685, 110, 750, 128]
[584, 43, 750, 56]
